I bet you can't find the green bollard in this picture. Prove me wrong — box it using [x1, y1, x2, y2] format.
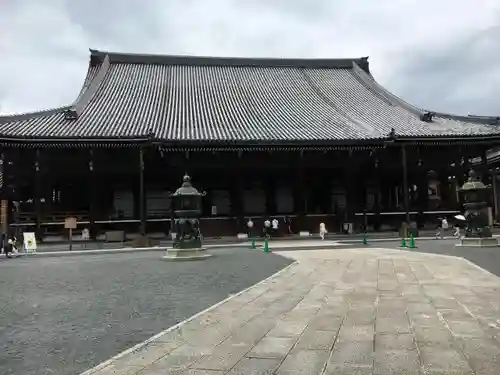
[250, 238, 255, 249]
[264, 238, 269, 253]
[409, 233, 416, 249]
[362, 232, 368, 245]
[400, 237, 407, 248]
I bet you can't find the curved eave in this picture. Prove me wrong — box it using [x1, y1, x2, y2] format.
[352, 63, 426, 119]
[354, 63, 500, 127]
[0, 57, 103, 124]
[0, 106, 70, 124]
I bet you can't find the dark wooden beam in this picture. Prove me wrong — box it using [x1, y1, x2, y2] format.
[34, 148, 42, 240]
[401, 145, 410, 223]
[88, 149, 97, 239]
[139, 147, 146, 235]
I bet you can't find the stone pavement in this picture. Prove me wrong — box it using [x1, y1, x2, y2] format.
[83, 248, 500, 375]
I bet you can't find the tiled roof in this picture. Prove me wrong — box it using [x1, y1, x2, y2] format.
[0, 49, 499, 144]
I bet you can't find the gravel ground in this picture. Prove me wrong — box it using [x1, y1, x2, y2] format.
[370, 238, 500, 277]
[0, 248, 292, 375]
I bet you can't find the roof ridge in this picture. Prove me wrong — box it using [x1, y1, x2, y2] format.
[90, 48, 371, 71]
[433, 112, 500, 125]
[64, 54, 111, 120]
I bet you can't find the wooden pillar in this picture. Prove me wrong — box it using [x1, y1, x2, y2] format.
[357, 153, 368, 229]
[373, 158, 381, 231]
[455, 148, 465, 187]
[34, 149, 42, 240]
[345, 150, 357, 223]
[201, 176, 212, 217]
[360, 174, 367, 226]
[416, 158, 428, 227]
[230, 165, 244, 229]
[321, 174, 332, 214]
[480, 147, 489, 184]
[293, 151, 306, 230]
[480, 148, 493, 211]
[401, 145, 410, 223]
[139, 147, 146, 235]
[0, 152, 7, 236]
[462, 153, 471, 179]
[493, 172, 499, 220]
[88, 149, 97, 240]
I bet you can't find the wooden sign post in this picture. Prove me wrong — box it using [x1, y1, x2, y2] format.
[65, 217, 77, 251]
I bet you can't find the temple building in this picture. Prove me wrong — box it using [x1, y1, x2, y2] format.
[1, 49, 500, 240]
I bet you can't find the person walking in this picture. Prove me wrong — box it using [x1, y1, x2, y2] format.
[319, 222, 328, 240]
[436, 217, 449, 239]
[4, 233, 16, 258]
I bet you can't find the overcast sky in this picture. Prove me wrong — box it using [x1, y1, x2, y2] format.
[1, 0, 499, 116]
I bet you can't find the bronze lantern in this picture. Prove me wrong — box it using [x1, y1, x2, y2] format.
[170, 174, 206, 249]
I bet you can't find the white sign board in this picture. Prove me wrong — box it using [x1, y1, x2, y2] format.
[65, 217, 77, 229]
[23, 232, 37, 252]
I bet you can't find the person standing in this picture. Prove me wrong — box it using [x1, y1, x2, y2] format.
[284, 216, 292, 235]
[247, 218, 254, 239]
[271, 217, 279, 237]
[263, 218, 271, 238]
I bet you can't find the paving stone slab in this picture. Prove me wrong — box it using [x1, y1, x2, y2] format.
[373, 349, 420, 375]
[227, 357, 281, 375]
[246, 336, 297, 359]
[375, 333, 416, 351]
[84, 248, 500, 375]
[294, 328, 337, 351]
[275, 349, 330, 375]
[419, 346, 473, 373]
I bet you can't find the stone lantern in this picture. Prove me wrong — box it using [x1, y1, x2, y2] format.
[457, 170, 498, 247]
[162, 174, 212, 260]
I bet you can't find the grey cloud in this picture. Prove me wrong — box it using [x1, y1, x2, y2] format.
[0, 0, 499, 116]
[386, 24, 500, 115]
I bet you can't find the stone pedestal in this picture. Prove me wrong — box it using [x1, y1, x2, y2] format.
[455, 237, 500, 248]
[162, 247, 212, 261]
